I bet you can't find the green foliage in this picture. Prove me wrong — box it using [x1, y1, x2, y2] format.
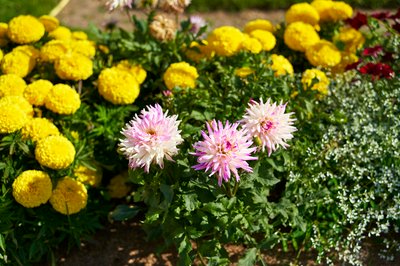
[0, 0, 59, 23]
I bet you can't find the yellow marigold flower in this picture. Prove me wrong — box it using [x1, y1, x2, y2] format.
[0, 74, 27, 97]
[7, 15, 45, 44]
[35, 135, 75, 170]
[107, 172, 132, 199]
[72, 31, 88, 40]
[0, 23, 8, 47]
[306, 40, 341, 68]
[241, 34, 262, 54]
[286, 3, 320, 26]
[243, 19, 275, 34]
[0, 95, 33, 117]
[270, 54, 294, 76]
[24, 79, 53, 106]
[12, 170, 52, 208]
[235, 67, 255, 78]
[40, 40, 71, 62]
[207, 26, 244, 57]
[0, 102, 28, 134]
[39, 15, 59, 32]
[13, 45, 40, 59]
[149, 14, 177, 42]
[311, 0, 352, 21]
[301, 68, 330, 95]
[50, 177, 87, 215]
[116, 60, 147, 84]
[74, 165, 102, 187]
[44, 84, 81, 115]
[98, 67, 140, 105]
[163, 62, 199, 90]
[249, 29, 276, 51]
[331, 51, 358, 74]
[48, 26, 72, 40]
[71, 40, 96, 58]
[284, 21, 320, 52]
[185, 40, 214, 62]
[70, 131, 79, 140]
[1, 50, 36, 78]
[21, 117, 59, 142]
[334, 26, 365, 53]
[55, 52, 93, 81]
[329, 1, 353, 21]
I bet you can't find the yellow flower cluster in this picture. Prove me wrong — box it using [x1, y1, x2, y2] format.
[163, 62, 199, 90]
[0, 102, 29, 134]
[74, 165, 102, 187]
[39, 15, 60, 32]
[35, 135, 76, 170]
[40, 40, 71, 62]
[21, 117, 59, 142]
[270, 54, 294, 76]
[44, 84, 81, 115]
[301, 68, 330, 95]
[286, 3, 320, 26]
[306, 40, 341, 68]
[207, 26, 245, 57]
[0, 95, 34, 118]
[107, 172, 132, 199]
[334, 27, 365, 53]
[50, 177, 88, 215]
[241, 35, 262, 54]
[243, 19, 275, 34]
[0, 74, 26, 97]
[311, 0, 353, 22]
[54, 52, 93, 81]
[248, 30, 276, 51]
[185, 40, 214, 61]
[1, 46, 39, 78]
[23, 79, 53, 106]
[12, 170, 53, 208]
[116, 60, 147, 84]
[48, 26, 72, 40]
[331, 51, 359, 74]
[7, 15, 45, 44]
[234, 67, 255, 78]
[284, 21, 320, 52]
[98, 66, 140, 105]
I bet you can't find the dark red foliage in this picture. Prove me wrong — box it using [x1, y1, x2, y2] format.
[393, 22, 400, 33]
[345, 60, 362, 71]
[359, 62, 395, 79]
[362, 45, 383, 57]
[371, 11, 391, 20]
[390, 8, 400, 20]
[346, 12, 368, 29]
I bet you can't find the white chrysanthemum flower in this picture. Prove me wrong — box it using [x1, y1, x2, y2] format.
[119, 104, 183, 172]
[106, 0, 133, 11]
[240, 98, 297, 156]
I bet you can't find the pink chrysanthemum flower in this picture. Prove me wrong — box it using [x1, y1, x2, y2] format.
[119, 104, 183, 172]
[189, 15, 207, 35]
[191, 120, 257, 186]
[106, 0, 133, 11]
[240, 98, 297, 156]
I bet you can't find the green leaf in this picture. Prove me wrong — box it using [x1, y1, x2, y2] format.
[183, 193, 198, 212]
[0, 234, 5, 253]
[109, 205, 140, 221]
[238, 247, 257, 266]
[160, 184, 174, 204]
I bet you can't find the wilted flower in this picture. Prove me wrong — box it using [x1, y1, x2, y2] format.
[149, 14, 177, 42]
[158, 0, 191, 14]
[240, 98, 297, 156]
[191, 120, 257, 186]
[119, 104, 183, 172]
[106, 0, 133, 11]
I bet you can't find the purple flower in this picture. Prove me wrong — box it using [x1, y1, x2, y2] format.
[240, 98, 297, 156]
[119, 104, 183, 172]
[191, 120, 257, 186]
[189, 15, 207, 35]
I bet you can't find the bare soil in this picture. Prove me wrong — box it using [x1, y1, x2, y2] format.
[52, 1, 400, 265]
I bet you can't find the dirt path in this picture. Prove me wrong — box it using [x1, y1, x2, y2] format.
[56, 0, 286, 30]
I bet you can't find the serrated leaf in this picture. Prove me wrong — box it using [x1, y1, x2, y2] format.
[238, 247, 257, 266]
[160, 184, 174, 204]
